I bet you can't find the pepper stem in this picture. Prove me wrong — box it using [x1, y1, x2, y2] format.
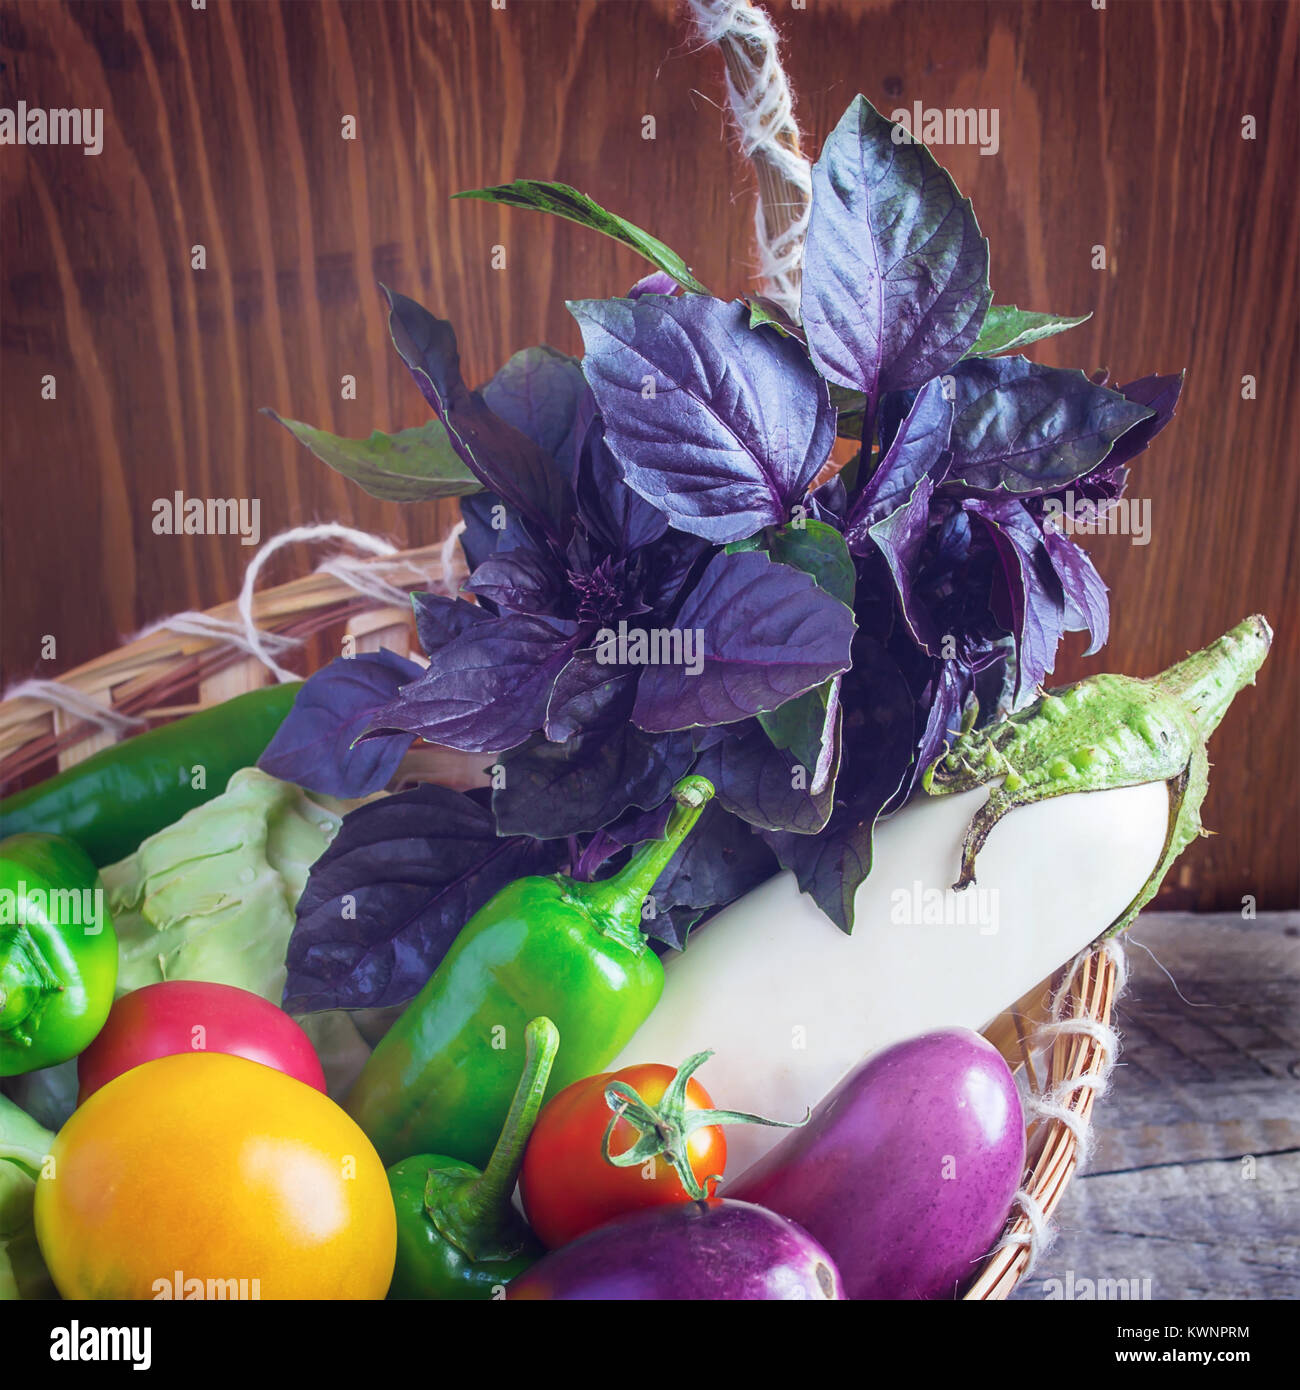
[567, 775, 714, 933]
[436, 1016, 560, 1242]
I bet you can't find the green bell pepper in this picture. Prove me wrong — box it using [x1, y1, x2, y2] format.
[347, 775, 714, 1168]
[388, 1016, 558, 1300]
[0, 682, 302, 866]
[0, 833, 118, 1075]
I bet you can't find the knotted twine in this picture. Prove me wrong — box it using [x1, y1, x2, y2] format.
[2, 521, 464, 720]
[990, 938, 1129, 1277]
[686, 0, 812, 319]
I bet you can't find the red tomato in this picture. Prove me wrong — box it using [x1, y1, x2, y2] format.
[76, 980, 326, 1101]
[520, 1063, 726, 1250]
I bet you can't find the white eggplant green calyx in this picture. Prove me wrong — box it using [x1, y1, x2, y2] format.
[924, 614, 1273, 935]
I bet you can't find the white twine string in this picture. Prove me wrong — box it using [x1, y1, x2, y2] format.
[5, 523, 463, 725]
[994, 938, 1129, 1277]
[129, 609, 301, 661]
[686, 0, 812, 319]
[233, 524, 401, 683]
[0, 678, 148, 736]
[438, 519, 467, 593]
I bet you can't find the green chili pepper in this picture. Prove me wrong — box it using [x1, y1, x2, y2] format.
[387, 1016, 558, 1300]
[347, 774, 715, 1168]
[0, 834, 118, 1075]
[0, 682, 302, 866]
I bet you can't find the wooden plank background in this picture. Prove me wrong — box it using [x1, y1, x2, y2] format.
[0, 0, 1296, 908]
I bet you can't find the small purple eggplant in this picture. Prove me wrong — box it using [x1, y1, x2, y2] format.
[505, 1198, 842, 1300]
[728, 1028, 1024, 1300]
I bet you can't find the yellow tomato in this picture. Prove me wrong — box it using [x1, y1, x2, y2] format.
[35, 1052, 395, 1300]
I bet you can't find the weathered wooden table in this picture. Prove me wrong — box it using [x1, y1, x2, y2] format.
[1011, 912, 1299, 1301]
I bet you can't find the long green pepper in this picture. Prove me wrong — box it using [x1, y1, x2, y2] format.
[347, 775, 715, 1168]
[0, 682, 302, 867]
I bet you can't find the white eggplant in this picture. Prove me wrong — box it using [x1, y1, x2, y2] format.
[614, 616, 1271, 1177]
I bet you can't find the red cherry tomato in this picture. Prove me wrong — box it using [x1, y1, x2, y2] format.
[76, 980, 326, 1102]
[520, 1062, 726, 1250]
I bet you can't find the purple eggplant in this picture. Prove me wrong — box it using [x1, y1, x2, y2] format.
[505, 1198, 842, 1300]
[728, 1028, 1024, 1300]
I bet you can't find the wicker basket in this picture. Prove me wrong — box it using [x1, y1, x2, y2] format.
[0, 1, 1123, 1300]
[0, 534, 1120, 1300]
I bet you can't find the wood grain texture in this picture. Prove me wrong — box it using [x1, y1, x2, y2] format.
[1012, 911, 1299, 1300]
[1, 0, 1296, 906]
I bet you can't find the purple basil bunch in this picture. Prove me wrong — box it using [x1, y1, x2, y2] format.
[265, 96, 1180, 1013]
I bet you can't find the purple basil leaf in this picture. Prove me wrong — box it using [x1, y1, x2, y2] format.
[463, 547, 568, 617]
[845, 377, 953, 550]
[570, 295, 835, 543]
[640, 529, 711, 614]
[945, 356, 1154, 496]
[1103, 371, 1184, 470]
[571, 832, 622, 884]
[365, 612, 580, 754]
[1069, 458, 1129, 513]
[631, 550, 856, 732]
[972, 643, 1016, 726]
[647, 803, 778, 945]
[545, 648, 637, 741]
[629, 270, 681, 299]
[458, 490, 535, 576]
[383, 286, 573, 540]
[574, 412, 669, 556]
[410, 591, 491, 658]
[284, 784, 563, 1012]
[1042, 527, 1110, 656]
[696, 718, 839, 834]
[572, 799, 675, 882]
[257, 649, 421, 798]
[492, 727, 696, 839]
[810, 473, 848, 525]
[608, 798, 675, 847]
[763, 637, 915, 932]
[876, 387, 919, 455]
[970, 499, 1066, 703]
[867, 476, 943, 653]
[801, 95, 991, 406]
[903, 660, 969, 801]
[691, 724, 730, 753]
[482, 345, 589, 482]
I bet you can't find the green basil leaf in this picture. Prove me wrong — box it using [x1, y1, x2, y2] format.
[264, 410, 482, 503]
[768, 520, 856, 607]
[453, 180, 709, 295]
[964, 305, 1091, 358]
[828, 383, 868, 440]
[753, 521, 853, 789]
[758, 679, 837, 777]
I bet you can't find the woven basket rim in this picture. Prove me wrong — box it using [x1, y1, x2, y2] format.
[0, 535, 1121, 1301]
